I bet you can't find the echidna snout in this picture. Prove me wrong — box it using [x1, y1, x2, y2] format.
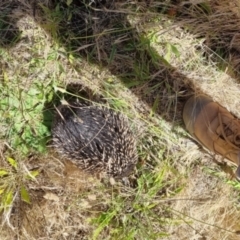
[51, 101, 138, 178]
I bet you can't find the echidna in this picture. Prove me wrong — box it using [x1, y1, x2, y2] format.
[51, 101, 138, 178]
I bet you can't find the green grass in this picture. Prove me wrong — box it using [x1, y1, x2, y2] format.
[0, 79, 52, 154]
[0, 47, 57, 154]
[82, 164, 184, 239]
[0, 156, 39, 227]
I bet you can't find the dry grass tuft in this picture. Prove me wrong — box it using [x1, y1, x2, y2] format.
[19, 156, 102, 240]
[169, 168, 240, 240]
[170, 0, 240, 78]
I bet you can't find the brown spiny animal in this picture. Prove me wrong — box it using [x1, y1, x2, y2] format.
[51, 101, 138, 178]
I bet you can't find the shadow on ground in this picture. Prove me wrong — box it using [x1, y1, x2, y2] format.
[1, 1, 240, 122]
[163, 0, 240, 80]
[0, 0, 201, 130]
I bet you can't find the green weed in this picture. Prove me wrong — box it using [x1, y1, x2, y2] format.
[91, 166, 183, 239]
[0, 156, 39, 214]
[0, 79, 53, 154]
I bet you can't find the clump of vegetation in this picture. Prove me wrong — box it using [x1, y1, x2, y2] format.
[0, 79, 53, 154]
[0, 156, 39, 228]
[91, 168, 180, 239]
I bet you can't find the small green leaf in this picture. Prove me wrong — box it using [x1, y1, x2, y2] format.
[25, 170, 39, 180]
[164, 43, 180, 62]
[6, 157, 18, 170]
[30, 170, 39, 178]
[3, 190, 13, 207]
[21, 186, 31, 204]
[14, 122, 24, 132]
[0, 170, 8, 177]
[0, 189, 5, 195]
[27, 88, 40, 96]
[3, 70, 9, 82]
[92, 210, 117, 240]
[66, 0, 73, 6]
[149, 95, 160, 118]
[68, 53, 75, 64]
[47, 91, 54, 102]
[170, 44, 180, 57]
[164, 43, 171, 62]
